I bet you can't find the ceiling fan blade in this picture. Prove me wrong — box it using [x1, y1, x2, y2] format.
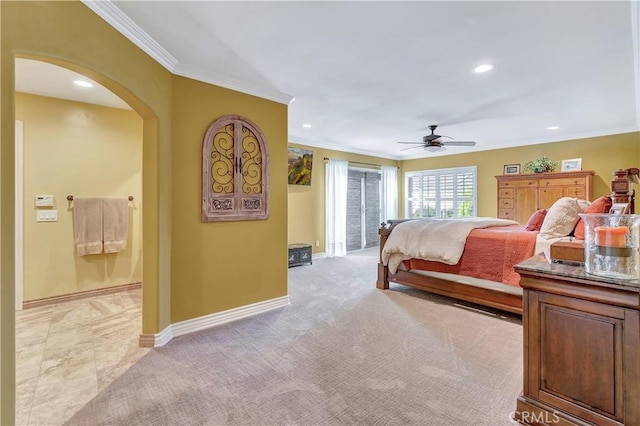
[400, 145, 424, 151]
[397, 141, 423, 144]
[441, 141, 476, 146]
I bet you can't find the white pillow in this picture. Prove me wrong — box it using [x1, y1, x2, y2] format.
[539, 197, 584, 239]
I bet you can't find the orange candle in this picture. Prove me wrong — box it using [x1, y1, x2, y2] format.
[594, 226, 629, 247]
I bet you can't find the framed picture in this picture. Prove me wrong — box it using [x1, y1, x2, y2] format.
[561, 158, 582, 172]
[287, 147, 313, 185]
[610, 203, 631, 214]
[503, 164, 520, 175]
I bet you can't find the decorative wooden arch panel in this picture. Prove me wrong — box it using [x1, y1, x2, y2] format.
[202, 115, 269, 221]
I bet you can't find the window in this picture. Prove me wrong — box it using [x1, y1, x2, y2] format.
[202, 115, 269, 221]
[405, 166, 477, 218]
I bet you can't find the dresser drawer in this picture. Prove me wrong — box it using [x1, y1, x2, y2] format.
[498, 209, 515, 219]
[499, 188, 514, 198]
[499, 199, 515, 208]
[564, 186, 586, 199]
[499, 180, 537, 188]
[539, 177, 586, 187]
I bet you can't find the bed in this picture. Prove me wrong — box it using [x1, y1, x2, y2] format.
[376, 218, 560, 314]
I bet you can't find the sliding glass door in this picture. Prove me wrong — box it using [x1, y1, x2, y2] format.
[346, 168, 381, 251]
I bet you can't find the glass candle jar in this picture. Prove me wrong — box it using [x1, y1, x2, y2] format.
[579, 213, 640, 280]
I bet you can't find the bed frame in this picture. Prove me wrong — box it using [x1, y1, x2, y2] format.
[377, 220, 523, 314]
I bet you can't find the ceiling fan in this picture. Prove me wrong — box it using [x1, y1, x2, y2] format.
[398, 125, 477, 152]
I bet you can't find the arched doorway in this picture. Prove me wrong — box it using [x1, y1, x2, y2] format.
[13, 58, 148, 424]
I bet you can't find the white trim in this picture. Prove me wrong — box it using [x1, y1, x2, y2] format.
[312, 252, 326, 260]
[80, 0, 293, 106]
[81, 0, 179, 71]
[15, 120, 24, 311]
[153, 326, 174, 347]
[174, 65, 294, 106]
[148, 295, 290, 347]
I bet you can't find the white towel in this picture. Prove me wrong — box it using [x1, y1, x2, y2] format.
[73, 198, 103, 256]
[103, 197, 129, 254]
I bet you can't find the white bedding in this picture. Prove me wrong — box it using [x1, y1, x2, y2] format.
[382, 217, 518, 274]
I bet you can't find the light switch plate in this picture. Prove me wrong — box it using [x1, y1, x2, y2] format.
[36, 210, 57, 222]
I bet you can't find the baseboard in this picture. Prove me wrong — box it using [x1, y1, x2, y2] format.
[138, 295, 290, 347]
[23, 281, 142, 309]
[312, 252, 326, 260]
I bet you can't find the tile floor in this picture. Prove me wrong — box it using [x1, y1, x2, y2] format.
[15, 288, 149, 425]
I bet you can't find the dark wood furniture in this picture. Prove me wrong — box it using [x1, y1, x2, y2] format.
[288, 243, 312, 267]
[515, 255, 640, 425]
[496, 171, 594, 224]
[377, 220, 523, 314]
[610, 168, 636, 214]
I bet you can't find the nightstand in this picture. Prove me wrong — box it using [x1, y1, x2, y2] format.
[288, 244, 312, 267]
[514, 254, 640, 425]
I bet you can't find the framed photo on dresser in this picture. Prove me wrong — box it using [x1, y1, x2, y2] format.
[561, 158, 582, 172]
[610, 203, 631, 214]
[503, 164, 520, 175]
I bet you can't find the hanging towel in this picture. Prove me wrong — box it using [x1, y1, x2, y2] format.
[103, 197, 129, 253]
[73, 197, 104, 256]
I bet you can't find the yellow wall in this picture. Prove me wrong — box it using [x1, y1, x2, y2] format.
[170, 76, 288, 322]
[16, 93, 143, 300]
[1, 2, 289, 423]
[400, 132, 640, 218]
[288, 132, 640, 254]
[287, 143, 399, 253]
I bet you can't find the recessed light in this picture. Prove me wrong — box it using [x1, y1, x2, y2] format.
[473, 64, 494, 74]
[547, 126, 560, 130]
[73, 80, 93, 88]
[302, 124, 312, 128]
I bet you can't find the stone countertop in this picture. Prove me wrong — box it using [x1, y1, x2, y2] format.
[515, 253, 640, 290]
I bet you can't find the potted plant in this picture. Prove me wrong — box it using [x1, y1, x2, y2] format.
[523, 156, 558, 173]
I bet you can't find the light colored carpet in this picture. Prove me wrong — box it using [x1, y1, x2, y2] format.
[66, 248, 523, 425]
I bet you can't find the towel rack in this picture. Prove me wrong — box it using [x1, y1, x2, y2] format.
[67, 195, 134, 201]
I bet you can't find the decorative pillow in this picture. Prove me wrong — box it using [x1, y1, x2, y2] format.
[573, 196, 613, 240]
[525, 209, 547, 231]
[539, 197, 583, 239]
[577, 199, 590, 211]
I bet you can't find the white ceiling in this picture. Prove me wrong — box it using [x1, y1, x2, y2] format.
[15, 59, 130, 110]
[17, 1, 640, 160]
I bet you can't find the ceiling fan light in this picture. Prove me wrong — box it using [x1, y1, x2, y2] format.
[424, 145, 445, 152]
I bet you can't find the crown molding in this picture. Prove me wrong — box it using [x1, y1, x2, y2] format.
[81, 0, 293, 105]
[81, 0, 179, 71]
[289, 135, 403, 161]
[174, 64, 294, 105]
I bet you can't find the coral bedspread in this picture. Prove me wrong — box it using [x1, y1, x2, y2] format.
[404, 225, 537, 287]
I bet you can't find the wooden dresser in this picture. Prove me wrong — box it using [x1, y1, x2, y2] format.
[514, 255, 640, 426]
[496, 171, 594, 224]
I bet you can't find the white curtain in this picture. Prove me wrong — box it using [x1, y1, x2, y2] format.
[325, 159, 348, 257]
[381, 165, 398, 223]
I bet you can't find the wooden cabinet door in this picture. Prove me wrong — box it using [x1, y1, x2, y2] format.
[538, 187, 563, 209]
[525, 290, 639, 425]
[515, 187, 538, 224]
